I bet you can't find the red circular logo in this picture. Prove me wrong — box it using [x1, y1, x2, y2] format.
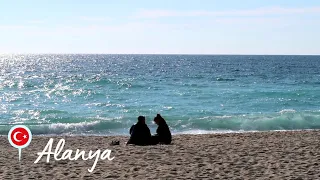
[10, 127, 30, 147]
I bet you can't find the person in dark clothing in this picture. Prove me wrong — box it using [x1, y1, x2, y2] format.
[151, 114, 172, 145]
[127, 116, 152, 145]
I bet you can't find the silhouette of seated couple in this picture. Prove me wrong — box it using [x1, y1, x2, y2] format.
[127, 114, 172, 145]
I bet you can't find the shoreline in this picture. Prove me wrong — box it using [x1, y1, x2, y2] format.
[1, 128, 319, 137]
[1, 130, 320, 179]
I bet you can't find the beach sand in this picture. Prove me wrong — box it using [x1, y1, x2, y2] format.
[0, 130, 320, 179]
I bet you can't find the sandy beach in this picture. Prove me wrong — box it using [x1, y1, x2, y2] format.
[0, 130, 320, 179]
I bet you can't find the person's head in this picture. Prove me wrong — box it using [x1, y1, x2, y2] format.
[154, 114, 163, 125]
[138, 116, 146, 124]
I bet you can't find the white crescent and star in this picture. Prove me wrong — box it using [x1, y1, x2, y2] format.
[13, 131, 27, 142]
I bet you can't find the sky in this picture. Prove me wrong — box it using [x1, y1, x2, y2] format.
[0, 0, 320, 55]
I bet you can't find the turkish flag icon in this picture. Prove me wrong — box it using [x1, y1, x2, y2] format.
[8, 125, 32, 155]
[10, 127, 30, 147]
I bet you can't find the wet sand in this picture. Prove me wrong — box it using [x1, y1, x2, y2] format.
[1, 130, 320, 179]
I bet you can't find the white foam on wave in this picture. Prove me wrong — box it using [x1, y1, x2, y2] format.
[49, 120, 100, 130]
[173, 129, 320, 135]
[198, 115, 233, 120]
[173, 129, 244, 135]
[279, 109, 296, 114]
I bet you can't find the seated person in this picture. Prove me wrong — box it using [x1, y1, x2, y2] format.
[151, 114, 172, 145]
[127, 116, 151, 145]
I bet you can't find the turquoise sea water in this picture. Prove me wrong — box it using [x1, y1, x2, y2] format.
[0, 54, 320, 135]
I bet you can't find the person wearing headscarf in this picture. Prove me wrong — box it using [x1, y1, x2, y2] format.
[127, 116, 152, 145]
[151, 114, 172, 144]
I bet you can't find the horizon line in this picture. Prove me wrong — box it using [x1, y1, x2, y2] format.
[1, 53, 320, 56]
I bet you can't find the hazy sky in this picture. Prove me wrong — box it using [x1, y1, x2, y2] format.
[1, 0, 320, 54]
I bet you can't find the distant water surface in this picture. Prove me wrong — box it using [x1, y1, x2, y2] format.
[0, 54, 320, 135]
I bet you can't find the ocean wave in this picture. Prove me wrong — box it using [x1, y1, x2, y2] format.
[279, 109, 297, 114]
[215, 77, 236, 81]
[178, 111, 320, 132]
[0, 119, 127, 135]
[0, 110, 320, 135]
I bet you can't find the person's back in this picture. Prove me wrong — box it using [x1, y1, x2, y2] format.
[127, 116, 151, 145]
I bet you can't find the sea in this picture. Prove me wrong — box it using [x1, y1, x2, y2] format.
[0, 54, 320, 135]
